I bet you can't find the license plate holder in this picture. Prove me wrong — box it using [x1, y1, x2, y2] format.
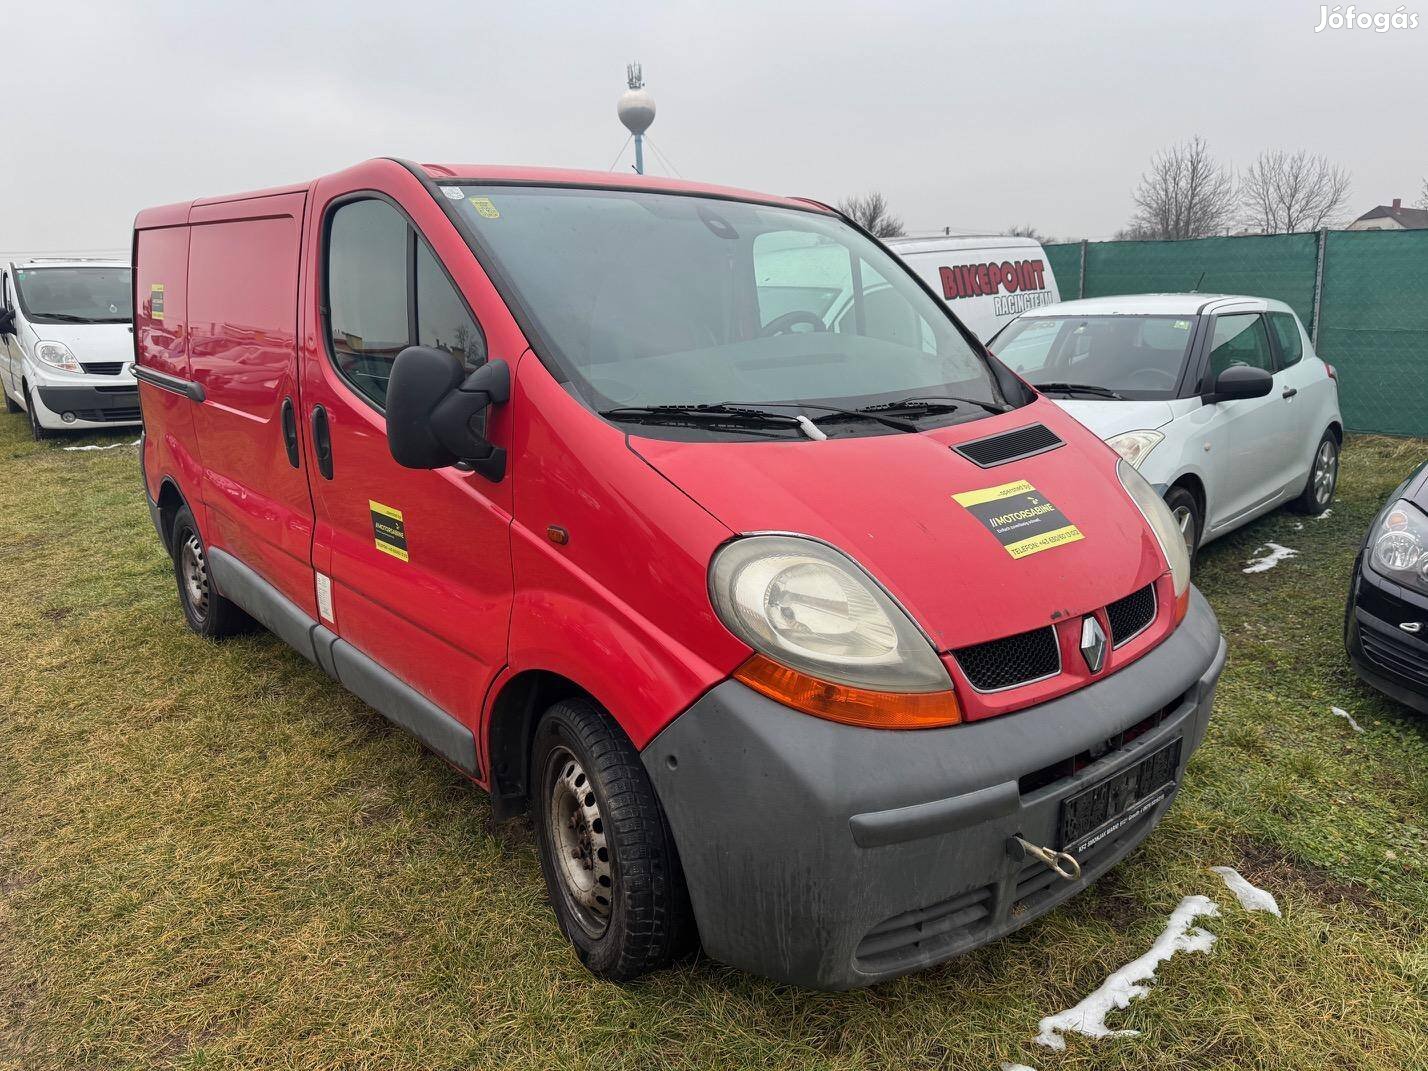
[1058, 737, 1182, 856]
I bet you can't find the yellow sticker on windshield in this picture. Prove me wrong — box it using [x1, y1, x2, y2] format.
[469, 197, 500, 219]
[952, 480, 1084, 559]
[1172, 319, 1190, 330]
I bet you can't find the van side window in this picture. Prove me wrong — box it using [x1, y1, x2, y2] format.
[327, 199, 412, 408]
[1209, 314, 1273, 378]
[417, 240, 486, 372]
[1267, 312, 1303, 369]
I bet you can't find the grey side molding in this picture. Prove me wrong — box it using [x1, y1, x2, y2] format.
[206, 547, 479, 775]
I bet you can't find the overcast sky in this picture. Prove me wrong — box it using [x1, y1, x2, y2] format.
[3, 0, 1424, 253]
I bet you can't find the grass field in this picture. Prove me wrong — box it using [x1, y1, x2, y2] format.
[1, 417, 1426, 1071]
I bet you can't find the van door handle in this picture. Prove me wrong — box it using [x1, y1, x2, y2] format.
[280, 397, 300, 468]
[311, 404, 333, 480]
[1282, 387, 1298, 399]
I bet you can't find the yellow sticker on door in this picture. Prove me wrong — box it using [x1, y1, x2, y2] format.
[369, 500, 409, 562]
[952, 479, 1084, 559]
[150, 283, 165, 321]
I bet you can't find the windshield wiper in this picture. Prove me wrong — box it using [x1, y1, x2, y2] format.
[859, 393, 1010, 417]
[722, 400, 919, 434]
[1032, 381, 1126, 401]
[599, 403, 805, 432]
[32, 312, 96, 324]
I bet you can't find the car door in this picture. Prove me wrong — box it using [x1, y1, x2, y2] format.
[0, 271, 18, 401]
[299, 185, 515, 737]
[1197, 312, 1293, 530]
[1266, 310, 1322, 490]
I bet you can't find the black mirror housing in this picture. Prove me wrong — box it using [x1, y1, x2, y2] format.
[385, 346, 510, 480]
[1207, 364, 1273, 403]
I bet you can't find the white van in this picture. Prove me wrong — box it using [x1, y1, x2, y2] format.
[886, 235, 1060, 342]
[0, 259, 138, 439]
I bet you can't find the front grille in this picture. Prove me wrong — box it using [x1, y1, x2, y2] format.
[81, 361, 125, 375]
[71, 407, 141, 423]
[855, 885, 993, 972]
[1360, 623, 1428, 687]
[1107, 584, 1157, 647]
[954, 626, 1060, 692]
[953, 423, 1063, 468]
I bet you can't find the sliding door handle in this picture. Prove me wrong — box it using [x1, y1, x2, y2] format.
[311, 404, 333, 480]
[280, 397, 300, 468]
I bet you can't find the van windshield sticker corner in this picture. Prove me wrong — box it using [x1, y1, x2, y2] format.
[369, 500, 409, 562]
[952, 480, 1084, 559]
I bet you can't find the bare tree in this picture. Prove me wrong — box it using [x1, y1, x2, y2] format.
[1128, 137, 1238, 239]
[1240, 150, 1352, 233]
[837, 191, 906, 238]
[1418, 178, 1428, 210]
[1006, 224, 1049, 242]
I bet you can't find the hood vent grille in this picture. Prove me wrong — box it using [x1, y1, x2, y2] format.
[953, 423, 1063, 468]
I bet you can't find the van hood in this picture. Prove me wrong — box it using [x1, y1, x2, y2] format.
[1050, 399, 1176, 442]
[26, 322, 135, 365]
[628, 399, 1167, 652]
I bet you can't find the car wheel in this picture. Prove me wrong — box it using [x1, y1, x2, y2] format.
[1164, 485, 1202, 566]
[25, 385, 52, 440]
[169, 505, 253, 638]
[532, 697, 695, 980]
[1289, 431, 1339, 515]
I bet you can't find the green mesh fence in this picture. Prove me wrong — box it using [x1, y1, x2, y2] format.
[1036, 230, 1428, 435]
[1317, 230, 1428, 437]
[1044, 242, 1081, 300]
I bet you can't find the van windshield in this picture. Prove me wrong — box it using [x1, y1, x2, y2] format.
[12, 266, 132, 325]
[450, 185, 1010, 436]
[990, 314, 1198, 400]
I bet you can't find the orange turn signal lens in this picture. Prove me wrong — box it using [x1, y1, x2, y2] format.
[733, 654, 961, 729]
[1174, 586, 1190, 625]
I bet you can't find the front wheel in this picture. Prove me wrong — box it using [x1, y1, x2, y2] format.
[25, 385, 52, 440]
[1289, 431, 1339, 514]
[1164, 485, 1202, 567]
[532, 698, 695, 980]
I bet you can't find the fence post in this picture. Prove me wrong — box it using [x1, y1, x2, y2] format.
[1310, 229, 1327, 345]
[1078, 239, 1088, 299]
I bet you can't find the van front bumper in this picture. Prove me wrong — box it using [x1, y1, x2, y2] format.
[642, 587, 1225, 990]
[36, 383, 140, 424]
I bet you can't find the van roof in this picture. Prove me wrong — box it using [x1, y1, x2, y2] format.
[134, 159, 830, 229]
[885, 235, 1047, 254]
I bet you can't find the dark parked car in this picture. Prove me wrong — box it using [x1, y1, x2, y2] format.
[1346, 460, 1428, 715]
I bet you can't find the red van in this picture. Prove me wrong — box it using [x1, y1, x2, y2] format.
[134, 160, 1225, 990]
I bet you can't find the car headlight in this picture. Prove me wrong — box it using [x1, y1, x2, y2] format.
[1107, 430, 1164, 470]
[34, 341, 81, 373]
[1369, 500, 1428, 594]
[1118, 460, 1191, 617]
[710, 535, 959, 728]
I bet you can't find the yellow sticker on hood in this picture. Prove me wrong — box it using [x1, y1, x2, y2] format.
[952, 479, 1084, 559]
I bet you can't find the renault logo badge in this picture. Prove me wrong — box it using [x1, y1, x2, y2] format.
[1080, 617, 1108, 673]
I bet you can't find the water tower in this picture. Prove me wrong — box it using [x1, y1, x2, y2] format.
[617, 63, 656, 175]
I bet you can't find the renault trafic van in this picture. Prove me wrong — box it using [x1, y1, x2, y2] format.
[135, 160, 1224, 991]
[887, 234, 1060, 342]
[1, 259, 138, 439]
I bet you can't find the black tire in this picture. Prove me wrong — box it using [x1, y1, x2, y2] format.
[1164, 485, 1202, 567]
[169, 505, 254, 638]
[25, 385, 52, 440]
[531, 697, 695, 981]
[1289, 430, 1339, 515]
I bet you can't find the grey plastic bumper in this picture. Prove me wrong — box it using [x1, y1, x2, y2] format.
[642, 588, 1225, 990]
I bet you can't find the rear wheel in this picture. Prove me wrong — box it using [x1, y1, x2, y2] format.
[1289, 431, 1339, 514]
[169, 506, 253, 638]
[25, 385, 52, 440]
[532, 697, 695, 980]
[1164, 485, 1202, 566]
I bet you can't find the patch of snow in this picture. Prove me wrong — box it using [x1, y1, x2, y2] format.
[1001, 1064, 1038, 1071]
[1331, 706, 1365, 734]
[1243, 543, 1298, 574]
[1035, 895, 1220, 1051]
[1316, 509, 1333, 520]
[1293, 522, 1304, 531]
[62, 438, 140, 452]
[1210, 866, 1281, 916]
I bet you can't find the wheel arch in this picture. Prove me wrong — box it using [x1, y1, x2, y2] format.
[1167, 471, 1207, 523]
[483, 669, 595, 820]
[155, 477, 187, 553]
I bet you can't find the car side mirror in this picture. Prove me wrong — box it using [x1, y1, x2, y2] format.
[1206, 365, 1272, 403]
[385, 346, 510, 481]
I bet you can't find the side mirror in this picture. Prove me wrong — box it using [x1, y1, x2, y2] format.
[1206, 365, 1272, 403]
[385, 346, 510, 480]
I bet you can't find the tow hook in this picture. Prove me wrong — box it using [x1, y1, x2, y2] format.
[1009, 836, 1082, 882]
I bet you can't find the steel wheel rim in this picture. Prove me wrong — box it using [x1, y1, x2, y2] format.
[180, 531, 210, 619]
[1172, 505, 1196, 559]
[1313, 441, 1338, 507]
[544, 745, 612, 937]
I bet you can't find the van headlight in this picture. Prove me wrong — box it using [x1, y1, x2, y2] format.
[1107, 430, 1164, 469]
[1369, 500, 1428, 594]
[35, 341, 81, 373]
[1118, 460, 1191, 617]
[710, 535, 959, 728]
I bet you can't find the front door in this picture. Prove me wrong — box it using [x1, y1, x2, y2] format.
[298, 183, 516, 736]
